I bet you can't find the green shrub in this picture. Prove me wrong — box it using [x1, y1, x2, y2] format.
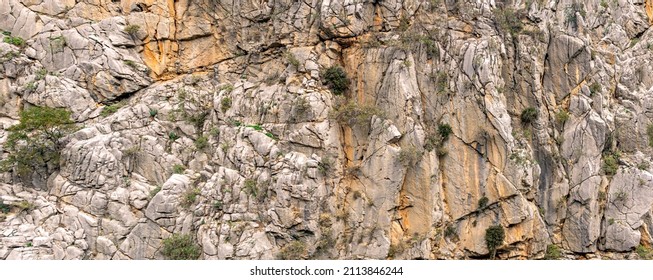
[213, 200, 223, 211]
[161, 233, 201, 260]
[589, 82, 602, 95]
[485, 225, 505, 259]
[220, 84, 234, 93]
[444, 225, 457, 239]
[17, 201, 33, 211]
[123, 60, 137, 69]
[318, 156, 333, 175]
[247, 124, 263, 131]
[636, 245, 653, 260]
[544, 244, 562, 260]
[555, 110, 570, 124]
[330, 100, 383, 127]
[520, 107, 538, 125]
[322, 66, 350, 95]
[277, 240, 307, 260]
[3, 35, 25, 47]
[185, 111, 208, 130]
[602, 153, 619, 176]
[194, 135, 208, 150]
[124, 24, 140, 36]
[435, 71, 448, 94]
[0, 107, 78, 180]
[286, 52, 301, 68]
[101, 102, 125, 117]
[419, 36, 439, 59]
[0, 200, 10, 214]
[168, 131, 180, 141]
[478, 196, 489, 209]
[35, 68, 48, 80]
[149, 108, 158, 117]
[181, 188, 200, 208]
[243, 179, 258, 197]
[172, 164, 185, 174]
[149, 186, 161, 198]
[438, 123, 453, 141]
[565, 3, 586, 31]
[220, 97, 232, 113]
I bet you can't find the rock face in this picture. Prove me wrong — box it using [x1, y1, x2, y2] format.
[1, 0, 653, 260]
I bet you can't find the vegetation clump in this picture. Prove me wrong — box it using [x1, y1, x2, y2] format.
[478, 196, 489, 209]
[544, 244, 562, 260]
[555, 110, 570, 125]
[277, 240, 307, 260]
[124, 24, 140, 36]
[0, 107, 77, 181]
[3, 35, 25, 47]
[321, 66, 350, 95]
[520, 107, 538, 125]
[485, 225, 505, 259]
[181, 188, 200, 208]
[602, 152, 620, 176]
[194, 135, 209, 150]
[220, 97, 232, 113]
[161, 233, 201, 260]
[330, 99, 383, 127]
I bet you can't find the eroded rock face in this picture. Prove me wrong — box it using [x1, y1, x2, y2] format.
[1, 0, 653, 260]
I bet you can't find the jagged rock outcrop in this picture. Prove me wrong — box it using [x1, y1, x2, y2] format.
[2, 0, 653, 260]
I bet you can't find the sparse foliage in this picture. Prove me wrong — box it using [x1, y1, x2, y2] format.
[330, 99, 383, 128]
[161, 233, 201, 260]
[278, 240, 307, 260]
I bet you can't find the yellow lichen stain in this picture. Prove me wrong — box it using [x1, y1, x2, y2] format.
[142, 40, 175, 78]
[463, 24, 473, 33]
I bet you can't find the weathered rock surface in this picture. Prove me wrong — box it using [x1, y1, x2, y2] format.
[1, 0, 653, 260]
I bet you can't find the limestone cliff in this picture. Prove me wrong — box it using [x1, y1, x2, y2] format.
[1, 0, 653, 260]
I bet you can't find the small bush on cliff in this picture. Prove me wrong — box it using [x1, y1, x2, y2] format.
[0, 200, 10, 214]
[520, 107, 538, 125]
[321, 66, 350, 95]
[438, 123, 453, 141]
[124, 24, 140, 36]
[0, 106, 77, 182]
[544, 244, 562, 260]
[485, 225, 505, 259]
[330, 98, 383, 127]
[161, 233, 201, 260]
[602, 152, 619, 176]
[3, 35, 25, 47]
[277, 240, 307, 260]
[478, 196, 489, 209]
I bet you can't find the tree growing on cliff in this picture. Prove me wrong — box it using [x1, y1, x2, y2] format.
[485, 225, 505, 260]
[0, 106, 78, 185]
